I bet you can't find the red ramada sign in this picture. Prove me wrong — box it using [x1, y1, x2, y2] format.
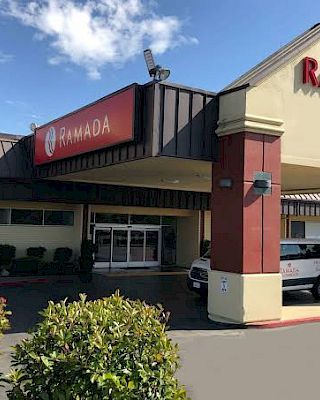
[34, 85, 135, 165]
[303, 57, 320, 87]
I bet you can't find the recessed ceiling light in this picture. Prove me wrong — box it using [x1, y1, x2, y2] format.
[195, 173, 211, 181]
[161, 178, 180, 184]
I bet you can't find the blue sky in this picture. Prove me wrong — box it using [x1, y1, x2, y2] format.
[0, 0, 319, 134]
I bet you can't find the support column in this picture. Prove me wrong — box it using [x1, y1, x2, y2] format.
[208, 131, 282, 323]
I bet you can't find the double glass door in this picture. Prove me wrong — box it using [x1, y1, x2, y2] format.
[94, 226, 160, 268]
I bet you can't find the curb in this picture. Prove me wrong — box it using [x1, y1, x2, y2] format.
[248, 316, 320, 329]
[0, 278, 49, 287]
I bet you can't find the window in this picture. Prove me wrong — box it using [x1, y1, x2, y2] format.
[44, 210, 74, 226]
[0, 209, 10, 224]
[95, 213, 128, 224]
[280, 244, 304, 260]
[291, 221, 305, 238]
[130, 215, 160, 225]
[11, 209, 43, 225]
[304, 244, 320, 259]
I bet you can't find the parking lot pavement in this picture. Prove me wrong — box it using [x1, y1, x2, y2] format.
[0, 273, 237, 334]
[172, 323, 320, 400]
[0, 274, 319, 399]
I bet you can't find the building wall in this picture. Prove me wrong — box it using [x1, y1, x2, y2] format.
[176, 211, 200, 267]
[204, 211, 211, 241]
[287, 215, 320, 238]
[246, 41, 320, 169]
[0, 201, 82, 260]
[281, 216, 287, 238]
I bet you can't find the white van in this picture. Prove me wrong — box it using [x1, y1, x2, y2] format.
[187, 239, 320, 300]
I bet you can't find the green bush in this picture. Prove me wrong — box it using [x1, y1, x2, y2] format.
[0, 245, 16, 267]
[53, 247, 73, 264]
[79, 240, 97, 273]
[200, 239, 210, 256]
[6, 293, 188, 400]
[53, 247, 73, 273]
[11, 257, 39, 275]
[0, 297, 10, 336]
[26, 247, 47, 259]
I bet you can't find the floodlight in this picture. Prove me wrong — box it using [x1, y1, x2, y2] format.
[144, 49, 156, 77]
[143, 48, 170, 82]
[30, 122, 37, 132]
[158, 68, 170, 81]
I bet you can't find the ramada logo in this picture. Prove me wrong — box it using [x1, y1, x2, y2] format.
[45, 127, 56, 157]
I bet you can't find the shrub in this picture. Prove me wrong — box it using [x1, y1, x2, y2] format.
[53, 247, 73, 264]
[53, 247, 73, 273]
[79, 240, 97, 273]
[200, 239, 210, 256]
[0, 297, 10, 337]
[26, 247, 47, 259]
[6, 293, 188, 400]
[10, 257, 39, 275]
[0, 245, 16, 267]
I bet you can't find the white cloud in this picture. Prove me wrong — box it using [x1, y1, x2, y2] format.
[0, 51, 13, 63]
[0, 0, 197, 79]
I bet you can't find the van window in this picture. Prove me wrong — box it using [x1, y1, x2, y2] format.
[305, 244, 320, 259]
[280, 243, 320, 260]
[280, 244, 303, 260]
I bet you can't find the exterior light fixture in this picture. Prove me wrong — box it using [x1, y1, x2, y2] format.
[219, 178, 233, 188]
[253, 172, 272, 196]
[143, 48, 170, 82]
[29, 122, 37, 133]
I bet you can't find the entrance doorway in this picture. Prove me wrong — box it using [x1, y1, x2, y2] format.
[94, 226, 161, 268]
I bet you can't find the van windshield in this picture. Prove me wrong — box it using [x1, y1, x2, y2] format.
[202, 250, 211, 259]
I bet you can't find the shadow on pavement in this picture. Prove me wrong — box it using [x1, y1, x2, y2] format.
[1, 273, 243, 334]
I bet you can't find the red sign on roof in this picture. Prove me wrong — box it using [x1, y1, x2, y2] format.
[34, 85, 136, 165]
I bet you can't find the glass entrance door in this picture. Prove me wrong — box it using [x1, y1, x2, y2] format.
[111, 229, 129, 268]
[94, 226, 161, 268]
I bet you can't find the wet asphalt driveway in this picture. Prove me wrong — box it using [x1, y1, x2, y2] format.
[0, 273, 319, 399]
[0, 273, 222, 334]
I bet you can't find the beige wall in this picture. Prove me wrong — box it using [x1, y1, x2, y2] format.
[176, 211, 200, 267]
[246, 42, 320, 168]
[0, 201, 82, 260]
[208, 270, 282, 323]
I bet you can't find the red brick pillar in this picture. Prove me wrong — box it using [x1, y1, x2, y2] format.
[208, 131, 282, 323]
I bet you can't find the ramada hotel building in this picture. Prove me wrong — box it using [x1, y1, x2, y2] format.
[2, 24, 320, 323]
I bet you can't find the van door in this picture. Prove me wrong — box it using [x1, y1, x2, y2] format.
[281, 243, 320, 290]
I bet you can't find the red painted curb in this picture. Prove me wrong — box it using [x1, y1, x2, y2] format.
[249, 316, 320, 329]
[0, 278, 49, 287]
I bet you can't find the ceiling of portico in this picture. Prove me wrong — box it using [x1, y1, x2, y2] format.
[54, 157, 213, 193]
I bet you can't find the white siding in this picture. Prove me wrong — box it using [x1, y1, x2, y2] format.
[305, 222, 320, 239]
[0, 201, 82, 260]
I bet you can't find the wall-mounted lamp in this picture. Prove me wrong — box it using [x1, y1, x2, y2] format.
[253, 172, 272, 196]
[219, 178, 233, 188]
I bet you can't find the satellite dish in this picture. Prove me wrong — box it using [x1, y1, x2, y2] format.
[30, 122, 37, 132]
